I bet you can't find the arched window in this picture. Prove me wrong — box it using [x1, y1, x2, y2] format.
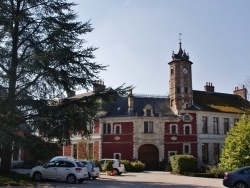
[114, 124, 121, 134]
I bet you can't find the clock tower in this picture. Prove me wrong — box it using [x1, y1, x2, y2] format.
[169, 41, 193, 114]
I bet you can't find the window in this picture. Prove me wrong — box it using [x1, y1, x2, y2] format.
[184, 87, 188, 94]
[170, 124, 178, 134]
[146, 109, 151, 117]
[171, 69, 174, 75]
[12, 146, 19, 161]
[114, 153, 121, 160]
[103, 123, 112, 134]
[115, 125, 121, 134]
[176, 87, 181, 93]
[202, 116, 208, 134]
[224, 118, 229, 134]
[184, 125, 191, 135]
[234, 119, 239, 125]
[144, 121, 153, 133]
[168, 151, 177, 161]
[183, 144, 190, 154]
[202, 143, 209, 163]
[213, 143, 220, 164]
[213, 117, 219, 134]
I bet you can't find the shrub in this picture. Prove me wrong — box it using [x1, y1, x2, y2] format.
[104, 161, 113, 171]
[170, 155, 197, 174]
[206, 166, 225, 178]
[131, 160, 145, 172]
[120, 160, 133, 172]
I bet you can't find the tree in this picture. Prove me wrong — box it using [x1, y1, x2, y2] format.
[0, 0, 129, 174]
[219, 114, 250, 171]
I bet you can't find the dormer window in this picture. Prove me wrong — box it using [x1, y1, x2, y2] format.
[143, 104, 153, 117]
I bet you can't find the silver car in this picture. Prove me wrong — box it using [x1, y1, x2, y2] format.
[30, 159, 88, 183]
[80, 160, 100, 180]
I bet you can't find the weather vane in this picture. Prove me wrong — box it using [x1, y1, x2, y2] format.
[179, 32, 182, 43]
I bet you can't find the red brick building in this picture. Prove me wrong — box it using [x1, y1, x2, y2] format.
[63, 41, 250, 169]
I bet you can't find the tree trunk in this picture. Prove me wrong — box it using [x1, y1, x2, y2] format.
[0, 144, 12, 175]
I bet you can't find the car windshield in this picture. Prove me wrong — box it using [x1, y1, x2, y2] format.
[76, 161, 85, 167]
[90, 162, 98, 167]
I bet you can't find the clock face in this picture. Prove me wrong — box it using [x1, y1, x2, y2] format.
[183, 67, 188, 74]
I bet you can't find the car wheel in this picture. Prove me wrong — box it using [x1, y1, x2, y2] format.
[67, 174, 77, 184]
[92, 176, 97, 180]
[113, 169, 119, 175]
[33, 172, 42, 181]
[78, 179, 84, 183]
[234, 181, 248, 188]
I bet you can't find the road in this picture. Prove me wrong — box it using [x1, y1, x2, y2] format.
[14, 171, 225, 188]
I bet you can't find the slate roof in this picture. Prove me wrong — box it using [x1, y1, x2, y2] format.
[190, 90, 250, 114]
[102, 95, 177, 117]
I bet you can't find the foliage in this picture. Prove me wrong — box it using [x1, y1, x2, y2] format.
[120, 160, 145, 172]
[206, 166, 225, 178]
[0, 0, 131, 174]
[131, 160, 145, 172]
[0, 172, 34, 186]
[104, 161, 113, 171]
[120, 160, 133, 172]
[170, 155, 197, 174]
[219, 114, 250, 171]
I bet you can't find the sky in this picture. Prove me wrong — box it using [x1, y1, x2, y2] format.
[70, 0, 250, 96]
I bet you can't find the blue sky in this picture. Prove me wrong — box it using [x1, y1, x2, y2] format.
[71, 0, 250, 95]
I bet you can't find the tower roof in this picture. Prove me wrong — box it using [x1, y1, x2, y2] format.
[172, 42, 190, 61]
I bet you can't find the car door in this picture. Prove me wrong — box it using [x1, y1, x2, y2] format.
[42, 161, 58, 179]
[56, 161, 74, 180]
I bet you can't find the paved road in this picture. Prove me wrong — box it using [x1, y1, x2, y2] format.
[11, 171, 225, 188]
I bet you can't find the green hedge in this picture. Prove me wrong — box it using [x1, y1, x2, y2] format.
[170, 154, 197, 174]
[120, 160, 145, 172]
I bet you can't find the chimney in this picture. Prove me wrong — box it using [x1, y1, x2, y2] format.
[204, 82, 215, 92]
[128, 89, 134, 116]
[67, 91, 75, 98]
[234, 85, 247, 100]
[93, 80, 106, 93]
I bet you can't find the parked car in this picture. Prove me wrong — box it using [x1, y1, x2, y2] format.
[80, 160, 100, 180]
[30, 158, 88, 184]
[99, 159, 125, 175]
[223, 166, 250, 188]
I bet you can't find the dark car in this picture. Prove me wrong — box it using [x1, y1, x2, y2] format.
[223, 166, 250, 188]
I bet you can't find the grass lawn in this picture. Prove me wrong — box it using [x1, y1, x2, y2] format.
[0, 171, 35, 186]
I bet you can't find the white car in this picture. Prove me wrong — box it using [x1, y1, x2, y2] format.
[99, 159, 125, 175]
[80, 160, 100, 180]
[30, 159, 88, 183]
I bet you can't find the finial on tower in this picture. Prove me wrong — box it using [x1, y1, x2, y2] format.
[179, 32, 182, 44]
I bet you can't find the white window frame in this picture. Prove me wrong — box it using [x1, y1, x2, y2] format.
[113, 153, 121, 160]
[114, 124, 122, 134]
[184, 124, 192, 135]
[170, 124, 178, 134]
[183, 143, 191, 154]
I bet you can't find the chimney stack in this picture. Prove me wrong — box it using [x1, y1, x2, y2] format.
[93, 80, 106, 93]
[234, 85, 247, 100]
[128, 89, 134, 116]
[204, 82, 215, 92]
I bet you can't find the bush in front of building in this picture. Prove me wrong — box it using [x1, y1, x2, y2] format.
[170, 154, 197, 174]
[120, 160, 145, 172]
